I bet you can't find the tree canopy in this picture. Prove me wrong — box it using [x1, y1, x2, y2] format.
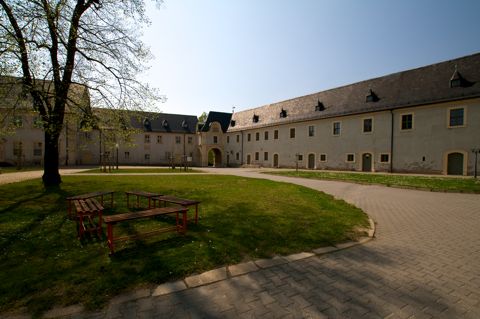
[0, 0, 162, 185]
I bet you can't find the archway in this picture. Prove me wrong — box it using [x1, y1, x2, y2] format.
[447, 152, 464, 175]
[208, 148, 222, 167]
[362, 153, 373, 172]
[307, 153, 315, 169]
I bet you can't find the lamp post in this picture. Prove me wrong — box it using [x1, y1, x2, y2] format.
[472, 148, 480, 179]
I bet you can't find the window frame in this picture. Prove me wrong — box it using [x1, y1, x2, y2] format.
[362, 117, 373, 133]
[400, 113, 414, 131]
[274, 130, 279, 140]
[264, 152, 268, 161]
[255, 132, 260, 141]
[346, 153, 355, 163]
[380, 153, 390, 163]
[332, 121, 341, 136]
[290, 127, 296, 139]
[144, 134, 150, 144]
[264, 131, 269, 140]
[308, 125, 315, 137]
[447, 106, 466, 128]
[319, 154, 327, 162]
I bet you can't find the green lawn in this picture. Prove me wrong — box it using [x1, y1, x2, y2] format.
[0, 166, 42, 174]
[80, 167, 203, 174]
[266, 170, 480, 193]
[0, 175, 367, 315]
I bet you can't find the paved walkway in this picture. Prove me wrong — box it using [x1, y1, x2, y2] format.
[3, 168, 480, 318]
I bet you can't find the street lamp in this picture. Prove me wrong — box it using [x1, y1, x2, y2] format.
[115, 143, 119, 170]
[471, 148, 480, 179]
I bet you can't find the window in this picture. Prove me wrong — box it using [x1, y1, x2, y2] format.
[264, 152, 268, 161]
[315, 101, 325, 111]
[448, 107, 465, 127]
[247, 133, 251, 142]
[320, 154, 327, 162]
[144, 134, 150, 143]
[188, 136, 193, 144]
[33, 142, 42, 156]
[255, 152, 259, 161]
[346, 153, 355, 162]
[363, 118, 373, 133]
[165, 152, 172, 160]
[401, 114, 413, 130]
[230, 120, 236, 127]
[157, 135, 163, 144]
[280, 109, 287, 118]
[380, 154, 390, 163]
[175, 136, 181, 144]
[124, 151, 130, 159]
[296, 154, 303, 161]
[366, 89, 379, 102]
[256, 132, 260, 141]
[13, 141, 22, 156]
[290, 128, 295, 138]
[145, 154, 150, 160]
[13, 115, 23, 127]
[213, 136, 218, 144]
[236, 135, 240, 143]
[252, 115, 259, 123]
[274, 130, 279, 139]
[333, 122, 341, 135]
[308, 125, 315, 137]
[264, 131, 269, 140]
[227, 136, 230, 143]
[236, 152, 239, 160]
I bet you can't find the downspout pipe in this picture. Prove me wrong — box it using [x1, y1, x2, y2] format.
[390, 110, 394, 173]
[241, 131, 244, 166]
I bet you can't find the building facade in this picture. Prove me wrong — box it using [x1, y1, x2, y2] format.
[1, 52, 479, 175]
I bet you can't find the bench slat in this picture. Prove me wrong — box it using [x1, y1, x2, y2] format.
[104, 207, 186, 224]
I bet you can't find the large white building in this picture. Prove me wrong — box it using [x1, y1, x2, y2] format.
[1, 52, 480, 175]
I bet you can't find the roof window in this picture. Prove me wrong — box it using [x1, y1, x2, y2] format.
[280, 109, 287, 118]
[366, 89, 379, 102]
[230, 120, 236, 127]
[143, 118, 151, 130]
[252, 114, 259, 123]
[162, 119, 169, 127]
[450, 65, 472, 88]
[181, 120, 188, 128]
[315, 100, 325, 111]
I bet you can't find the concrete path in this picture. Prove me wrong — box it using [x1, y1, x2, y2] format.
[3, 168, 480, 318]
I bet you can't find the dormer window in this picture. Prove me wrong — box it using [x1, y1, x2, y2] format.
[366, 89, 379, 102]
[450, 66, 472, 88]
[230, 120, 236, 127]
[162, 119, 169, 127]
[252, 114, 259, 123]
[143, 118, 151, 130]
[279, 109, 287, 118]
[181, 120, 188, 128]
[315, 100, 325, 111]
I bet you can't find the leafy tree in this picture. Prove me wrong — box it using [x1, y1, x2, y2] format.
[0, 0, 161, 186]
[198, 111, 207, 123]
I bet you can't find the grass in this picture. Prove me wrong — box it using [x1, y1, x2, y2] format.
[0, 174, 367, 316]
[266, 170, 480, 193]
[79, 167, 203, 174]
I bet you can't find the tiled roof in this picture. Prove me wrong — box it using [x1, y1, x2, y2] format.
[130, 111, 198, 134]
[201, 111, 232, 133]
[228, 52, 480, 132]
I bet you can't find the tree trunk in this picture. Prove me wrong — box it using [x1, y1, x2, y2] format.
[42, 129, 61, 186]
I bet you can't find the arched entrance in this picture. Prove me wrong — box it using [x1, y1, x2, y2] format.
[362, 153, 373, 172]
[307, 153, 315, 169]
[273, 154, 279, 168]
[447, 152, 464, 175]
[208, 148, 222, 167]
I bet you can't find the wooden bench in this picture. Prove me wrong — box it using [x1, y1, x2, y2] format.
[67, 191, 114, 218]
[73, 198, 104, 239]
[152, 195, 201, 224]
[103, 206, 188, 255]
[125, 191, 162, 209]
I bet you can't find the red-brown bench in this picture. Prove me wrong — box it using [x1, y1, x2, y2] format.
[73, 198, 104, 239]
[67, 191, 114, 218]
[103, 206, 188, 255]
[152, 195, 201, 224]
[125, 191, 162, 209]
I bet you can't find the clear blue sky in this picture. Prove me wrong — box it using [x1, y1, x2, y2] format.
[140, 0, 480, 117]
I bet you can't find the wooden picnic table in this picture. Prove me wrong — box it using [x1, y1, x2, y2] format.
[66, 190, 114, 218]
[103, 206, 188, 255]
[125, 190, 162, 209]
[73, 198, 104, 239]
[152, 195, 201, 224]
